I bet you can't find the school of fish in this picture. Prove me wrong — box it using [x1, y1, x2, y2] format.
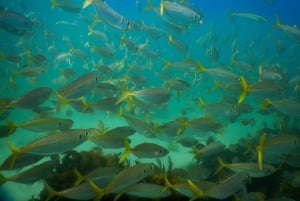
[0, 0, 300, 201]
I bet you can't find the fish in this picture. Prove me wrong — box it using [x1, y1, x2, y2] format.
[92, 0, 141, 30]
[120, 107, 158, 137]
[92, 44, 115, 58]
[0, 152, 44, 170]
[6, 117, 73, 134]
[256, 133, 299, 170]
[168, 35, 188, 52]
[261, 98, 300, 116]
[274, 15, 300, 43]
[238, 76, 285, 104]
[164, 175, 215, 198]
[160, 1, 203, 28]
[176, 136, 199, 148]
[117, 86, 171, 108]
[185, 117, 223, 134]
[188, 172, 248, 200]
[119, 183, 171, 199]
[6, 128, 91, 167]
[162, 59, 203, 72]
[0, 160, 53, 185]
[157, 117, 186, 136]
[197, 98, 239, 119]
[104, 126, 136, 137]
[88, 26, 108, 42]
[7, 87, 53, 109]
[88, 134, 126, 149]
[230, 12, 267, 23]
[0, 8, 33, 35]
[259, 65, 283, 81]
[56, 72, 101, 99]
[89, 163, 155, 201]
[193, 141, 225, 161]
[119, 138, 169, 163]
[51, 0, 82, 13]
[216, 157, 276, 177]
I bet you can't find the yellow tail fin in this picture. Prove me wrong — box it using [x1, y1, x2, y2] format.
[118, 138, 132, 163]
[256, 133, 267, 171]
[237, 76, 250, 104]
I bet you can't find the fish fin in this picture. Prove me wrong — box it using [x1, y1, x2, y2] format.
[79, 97, 90, 112]
[192, 146, 202, 159]
[237, 76, 249, 104]
[73, 168, 84, 186]
[273, 15, 281, 28]
[0, 173, 7, 185]
[51, 0, 58, 9]
[168, 35, 173, 44]
[197, 98, 206, 108]
[83, 0, 93, 9]
[118, 138, 132, 164]
[187, 179, 205, 201]
[5, 119, 17, 135]
[214, 157, 227, 175]
[88, 180, 105, 201]
[256, 133, 267, 171]
[43, 181, 58, 201]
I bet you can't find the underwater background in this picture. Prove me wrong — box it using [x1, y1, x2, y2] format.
[0, 0, 300, 201]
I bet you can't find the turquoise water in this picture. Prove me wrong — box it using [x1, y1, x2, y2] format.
[0, 0, 300, 201]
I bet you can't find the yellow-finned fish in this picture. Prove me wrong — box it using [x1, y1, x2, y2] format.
[6, 129, 91, 167]
[6, 117, 73, 134]
[230, 12, 267, 23]
[89, 163, 155, 201]
[118, 138, 169, 163]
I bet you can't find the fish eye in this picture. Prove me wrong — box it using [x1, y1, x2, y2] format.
[58, 121, 62, 127]
[85, 131, 89, 136]
[79, 134, 82, 139]
[143, 168, 148, 174]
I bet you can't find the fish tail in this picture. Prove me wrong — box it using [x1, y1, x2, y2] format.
[162, 174, 172, 192]
[144, 0, 153, 10]
[5, 119, 17, 135]
[195, 62, 205, 73]
[237, 76, 249, 104]
[118, 138, 131, 163]
[51, 0, 57, 9]
[116, 82, 130, 105]
[256, 133, 267, 171]
[259, 98, 272, 109]
[0, 173, 7, 185]
[80, 97, 90, 113]
[6, 140, 21, 169]
[88, 180, 105, 201]
[160, 0, 164, 15]
[176, 117, 187, 135]
[192, 146, 202, 159]
[82, 0, 93, 9]
[73, 168, 84, 186]
[187, 179, 205, 201]
[162, 59, 171, 70]
[274, 15, 281, 28]
[43, 181, 58, 201]
[214, 157, 227, 175]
